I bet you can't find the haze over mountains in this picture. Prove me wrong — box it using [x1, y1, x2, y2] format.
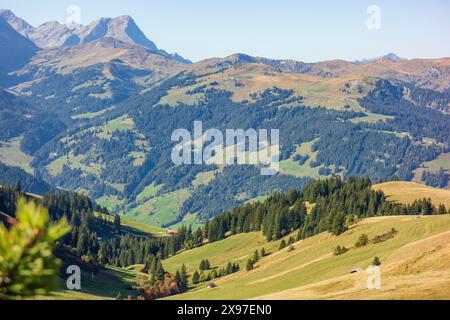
[0, 8, 449, 231]
[0, 16, 38, 72]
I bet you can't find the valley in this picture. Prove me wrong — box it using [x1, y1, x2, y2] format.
[39, 181, 450, 300]
[0, 5, 449, 301]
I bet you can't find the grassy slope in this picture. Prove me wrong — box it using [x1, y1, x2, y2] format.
[373, 181, 450, 208]
[124, 188, 190, 227]
[279, 139, 323, 179]
[93, 211, 165, 236]
[47, 266, 137, 300]
[422, 152, 450, 171]
[162, 181, 450, 300]
[166, 215, 450, 300]
[163, 232, 282, 275]
[37, 180, 450, 300]
[0, 137, 34, 174]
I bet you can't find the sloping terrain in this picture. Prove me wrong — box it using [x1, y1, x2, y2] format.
[373, 181, 450, 208]
[256, 227, 450, 300]
[159, 182, 450, 300]
[163, 215, 450, 300]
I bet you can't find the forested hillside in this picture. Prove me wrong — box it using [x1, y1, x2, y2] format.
[25, 72, 448, 229]
[1, 9, 449, 240]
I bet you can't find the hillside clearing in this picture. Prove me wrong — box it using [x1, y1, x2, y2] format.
[373, 181, 450, 208]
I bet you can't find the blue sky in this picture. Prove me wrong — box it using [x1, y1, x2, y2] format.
[1, 0, 449, 62]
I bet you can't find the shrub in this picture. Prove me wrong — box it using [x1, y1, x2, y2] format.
[372, 229, 398, 244]
[355, 234, 369, 247]
[372, 257, 381, 266]
[333, 245, 348, 256]
[279, 239, 287, 250]
[0, 198, 71, 299]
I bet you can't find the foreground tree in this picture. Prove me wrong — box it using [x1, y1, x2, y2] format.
[0, 198, 71, 299]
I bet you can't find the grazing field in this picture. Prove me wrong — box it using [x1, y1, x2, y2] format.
[47, 266, 138, 300]
[164, 215, 450, 300]
[279, 139, 324, 179]
[350, 112, 394, 124]
[163, 232, 282, 275]
[93, 211, 165, 236]
[124, 188, 190, 228]
[422, 153, 450, 171]
[46, 152, 103, 177]
[0, 137, 34, 174]
[192, 170, 217, 188]
[373, 181, 450, 208]
[70, 107, 112, 120]
[136, 183, 163, 202]
[95, 195, 125, 211]
[168, 213, 203, 231]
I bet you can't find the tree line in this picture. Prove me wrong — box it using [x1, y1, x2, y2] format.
[203, 176, 450, 243]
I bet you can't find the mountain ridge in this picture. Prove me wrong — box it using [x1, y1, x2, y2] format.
[0, 9, 190, 64]
[0, 17, 39, 73]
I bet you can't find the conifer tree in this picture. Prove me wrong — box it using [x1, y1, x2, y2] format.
[373, 257, 381, 266]
[174, 270, 182, 291]
[192, 270, 200, 284]
[261, 247, 266, 257]
[245, 259, 254, 271]
[180, 264, 188, 291]
[253, 250, 260, 263]
[199, 260, 205, 271]
[279, 239, 287, 250]
[114, 214, 121, 234]
[155, 260, 165, 282]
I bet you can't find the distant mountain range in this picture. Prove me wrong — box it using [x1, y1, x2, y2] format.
[354, 53, 404, 64]
[0, 9, 190, 63]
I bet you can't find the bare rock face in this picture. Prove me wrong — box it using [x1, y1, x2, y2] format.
[0, 9, 34, 37]
[30, 21, 80, 48]
[93, 16, 158, 50]
[0, 10, 190, 64]
[28, 16, 159, 50]
[1, 10, 157, 50]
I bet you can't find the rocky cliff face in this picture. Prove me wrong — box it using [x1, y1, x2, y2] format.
[0, 10, 190, 64]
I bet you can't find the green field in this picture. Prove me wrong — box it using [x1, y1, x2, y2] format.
[46, 152, 103, 177]
[136, 183, 163, 202]
[351, 112, 394, 124]
[124, 189, 190, 227]
[168, 213, 204, 231]
[163, 232, 281, 274]
[95, 195, 125, 211]
[279, 139, 324, 178]
[93, 211, 165, 236]
[0, 137, 34, 174]
[423, 152, 450, 170]
[70, 107, 113, 120]
[47, 266, 137, 300]
[192, 170, 217, 188]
